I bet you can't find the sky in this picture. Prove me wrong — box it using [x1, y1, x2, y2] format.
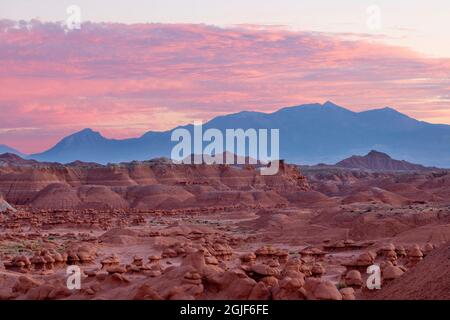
[0, 1, 449, 153]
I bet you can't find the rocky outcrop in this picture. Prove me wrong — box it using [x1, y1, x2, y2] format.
[0, 154, 309, 210]
[369, 241, 450, 300]
[336, 150, 429, 171]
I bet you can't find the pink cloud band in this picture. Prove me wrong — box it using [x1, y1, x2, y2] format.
[0, 20, 449, 153]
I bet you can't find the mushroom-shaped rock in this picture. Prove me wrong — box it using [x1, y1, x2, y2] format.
[84, 269, 98, 277]
[148, 255, 161, 263]
[382, 265, 405, 281]
[127, 265, 141, 273]
[67, 252, 80, 263]
[110, 273, 130, 283]
[210, 243, 233, 259]
[101, 255, 120, 268]
[77, 251, 93, 263]
[386, 250, 397, 263]
[162, 248, 178, 258]
[305, 278, 342, 300]
[344, 239, 356, 246]
[43, 252, 55, 261]
[52, 252, 65, 263]
[272, 277, 306, 300]
[106, 265, 127, 274]
[261, 276, 279, 288]
[240, 253, 257, 264]
[282, 258, 302, 274]
[356, 251, 375, 267]
[380, 260, 393, 269]
[30, 255, 46, 265]
[275, 249, 289, 263]
[344, 270, 363, 287]
[300, 247, 326, 259]
[183, 271, 203, 285]
[408, 247, 424, 263]
[311, 263, 325, 277]
[381, 243, 395, 252]
[132, 256, 144, 267]
[13, 255, 31, 267]
[255, 246, 270, 256]
[205, 256, 218, 265]
[251, 263, 281, 278]
[300, 264, 312, 277]
[368, 250, 377, 260]
[395, 245, 407, 257]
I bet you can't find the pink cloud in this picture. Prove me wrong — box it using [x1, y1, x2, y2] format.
[0, 20, 449, 153]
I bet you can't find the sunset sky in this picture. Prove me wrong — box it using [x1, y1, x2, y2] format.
[0, 0, 449, 153]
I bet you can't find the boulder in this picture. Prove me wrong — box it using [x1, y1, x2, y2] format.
[383, 265, 405, 281]
[304, 278, 342, 300]
[344, 270, 363, 287]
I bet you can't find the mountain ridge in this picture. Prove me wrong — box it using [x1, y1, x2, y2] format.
[21, 101, 450, 167]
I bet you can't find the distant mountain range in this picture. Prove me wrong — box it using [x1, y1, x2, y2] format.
[3, 101, 450, 167]
[335, 150, 430, 171]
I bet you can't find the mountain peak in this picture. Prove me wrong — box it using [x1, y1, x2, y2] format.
[53, 128, 106, 150]
[321, 101, 354, 113]
[367, 150, 391, 158]
[75, 128, 100, 135]
[276, 101, 351, 114]
[66, 128, 104, 140]
[379, 106, 404, 114]
[361, 106, 410, 117]
[322, 100, 339, 108]
[336, 150, 427, 171]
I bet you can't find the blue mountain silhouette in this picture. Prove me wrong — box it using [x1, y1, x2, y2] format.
[29, 102, 450, 167]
